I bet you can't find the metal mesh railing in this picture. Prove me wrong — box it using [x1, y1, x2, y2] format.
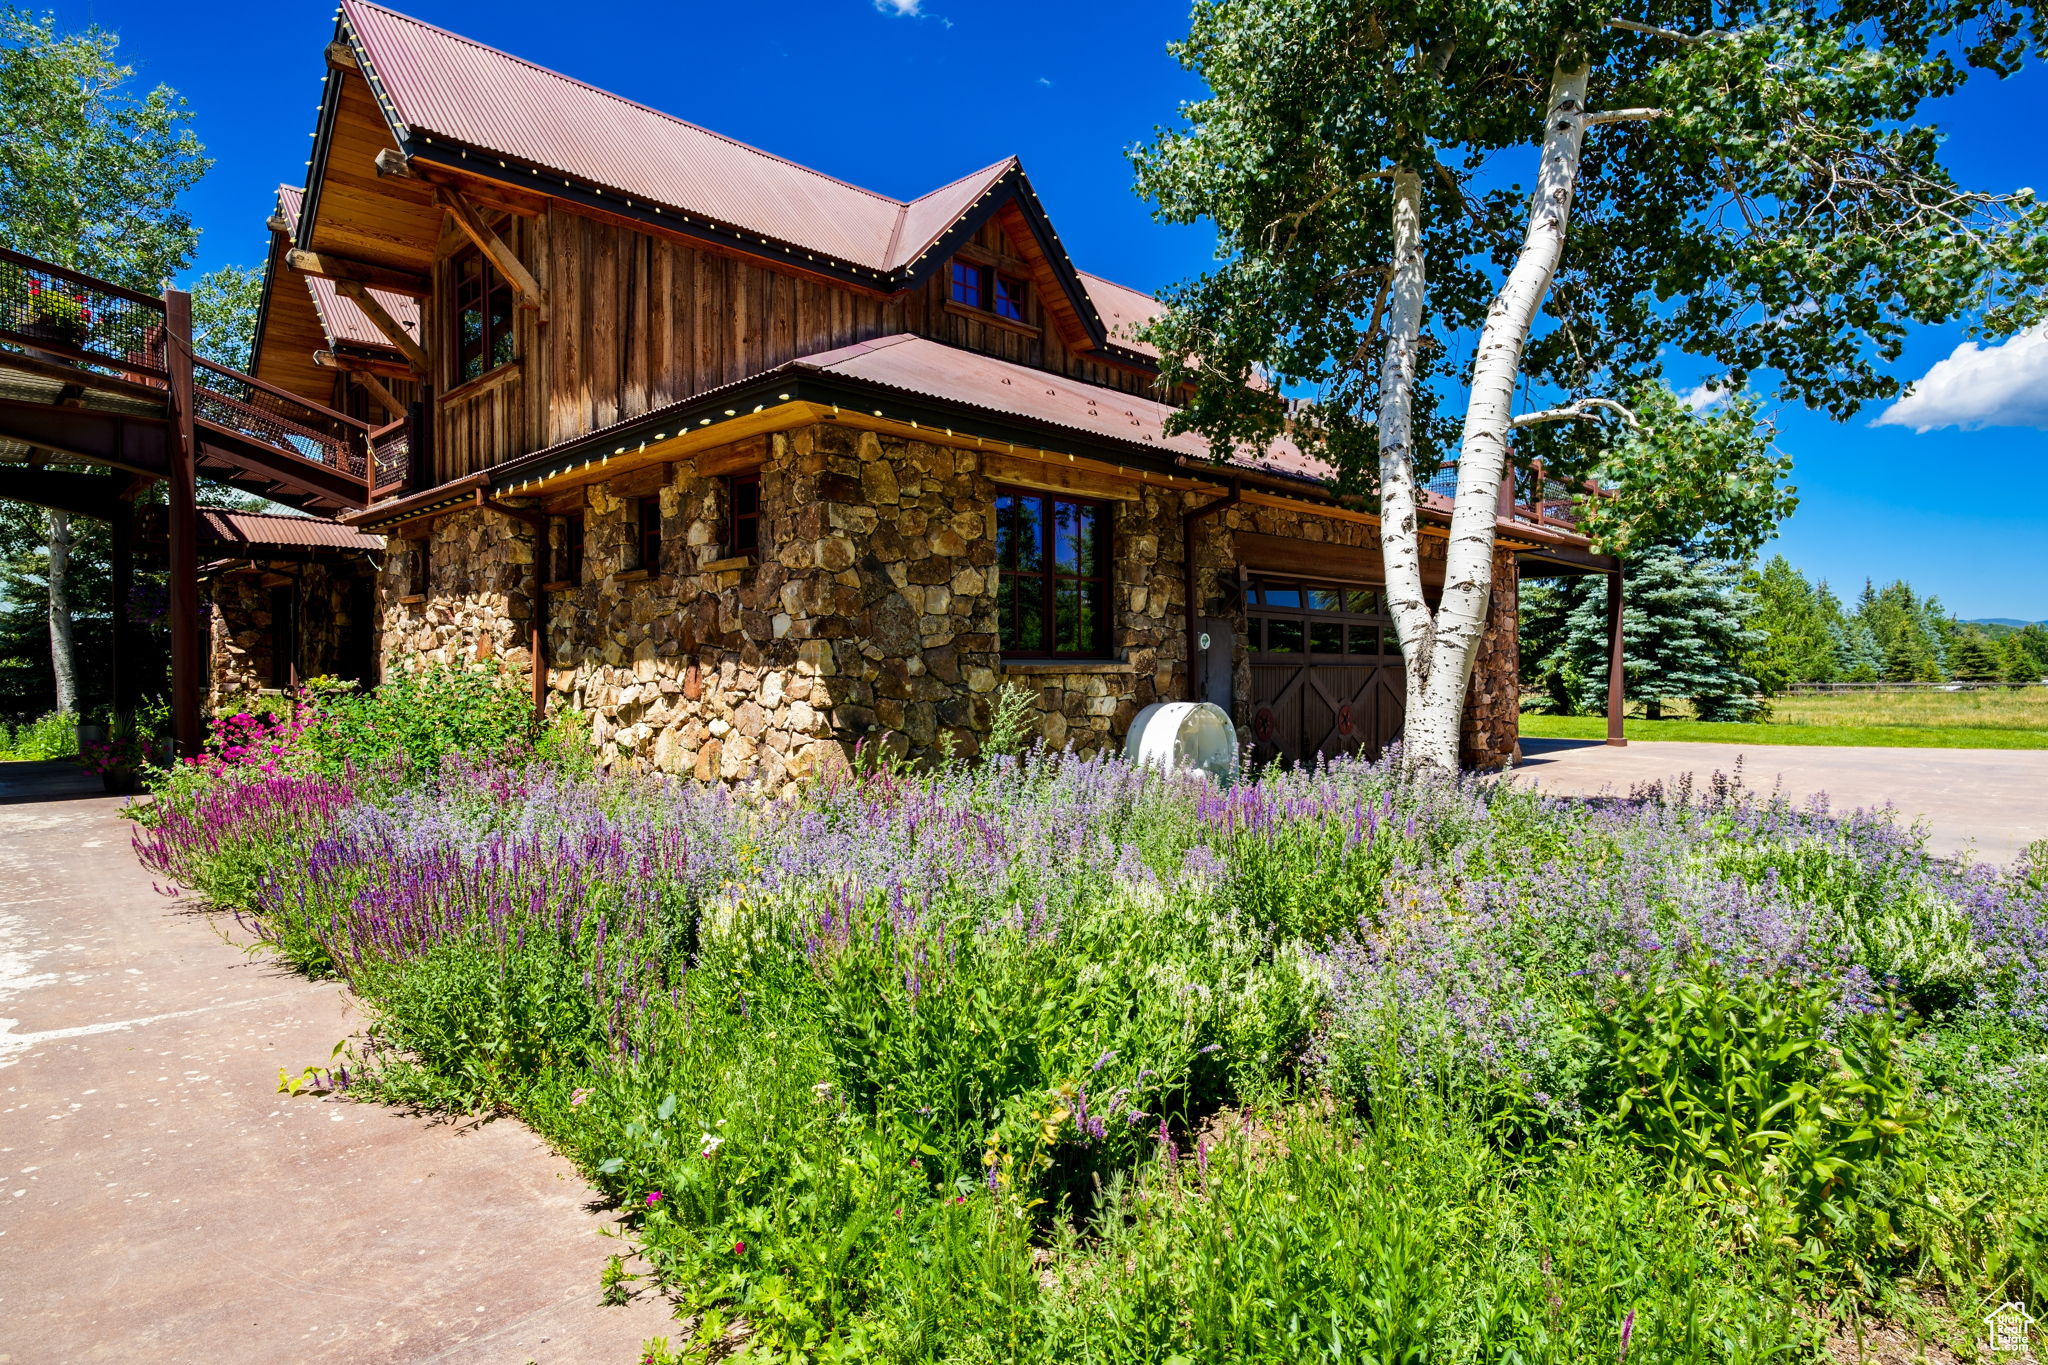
[370, 420, 410, 493]
[0, 245, 167, 379]
[1417, 462, 1586, 529]
[193, 358, 367, 479]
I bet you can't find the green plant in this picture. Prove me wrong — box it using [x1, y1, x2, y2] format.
[1590, 962, 1931, 1281]
[0, 708, 78, 760]
[982, 682, 1039, 758]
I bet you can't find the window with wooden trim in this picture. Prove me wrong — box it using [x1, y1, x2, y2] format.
[632, 496, 663, 574]
[949, 257, 1028, 323]
[726, 473, 761, 556]
[995, 488, 1111, 658]
[993, 272, 1027, 322]
[407, 537, 431, 597]
[949, 259, 986, 310]
[552, 512, 584, 586]
[452, 247, 516, 385]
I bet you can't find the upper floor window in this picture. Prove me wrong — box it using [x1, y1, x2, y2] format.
[995, 488, 1110, 658]
[993, 273, 1026, 322]
[950, 259, 986, 310]
[452, 248, 515, 385]
[726, 473, 761, 556]
[632, 496, 663, 574]
[950, 257, 1029, 324]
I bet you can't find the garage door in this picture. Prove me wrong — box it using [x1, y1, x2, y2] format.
[1246, 577, 1405, 766]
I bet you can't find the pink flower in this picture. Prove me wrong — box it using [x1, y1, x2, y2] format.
[732, 1241, 745, 1256]
[569, 1087, 592, 1108]
[644, 1190, 662, 1207]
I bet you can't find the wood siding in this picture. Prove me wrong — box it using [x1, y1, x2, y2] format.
[429, 201, 1167, 483]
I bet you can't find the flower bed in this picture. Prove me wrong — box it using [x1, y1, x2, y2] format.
[132, 725, 2048, 1361]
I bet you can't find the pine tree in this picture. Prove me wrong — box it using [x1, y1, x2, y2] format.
[1546, 544, 1762, 721]
[1840, 621, 1884, 682]
[1744, 555, 1842, 690]
[1949, 629, 2006, 681]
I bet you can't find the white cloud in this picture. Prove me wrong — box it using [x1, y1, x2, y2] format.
[1680, 382, 1727, 411]
[1038, 76, 1054, 86]
[1874, 326, 2048, 432]
[874, 0, 922, 13]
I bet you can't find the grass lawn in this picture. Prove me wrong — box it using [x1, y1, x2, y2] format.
[1523, 687, 2048, 748]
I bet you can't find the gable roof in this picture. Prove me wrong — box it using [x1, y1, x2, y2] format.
[201, 508, 385, 553]
[273, 185, 419, 354]
[329, 1, 1145, 358]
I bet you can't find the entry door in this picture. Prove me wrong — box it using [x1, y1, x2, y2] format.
[1246, 578, 1404, 766]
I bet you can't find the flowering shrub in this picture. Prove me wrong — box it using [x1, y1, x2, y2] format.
[133, 740, 2048, 1358]
[186, 705, 317, 775]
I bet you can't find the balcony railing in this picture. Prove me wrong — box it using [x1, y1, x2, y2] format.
[191, 356, 370, 479]
[370, 418, 411, 497]
[1422, 463, 1587, 532]
[0, 244, 168, 380]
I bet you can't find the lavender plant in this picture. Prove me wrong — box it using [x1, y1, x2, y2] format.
[131, 718, 2048, 1358]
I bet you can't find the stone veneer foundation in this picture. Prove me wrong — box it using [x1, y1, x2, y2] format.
[377, 421, 1522, 785]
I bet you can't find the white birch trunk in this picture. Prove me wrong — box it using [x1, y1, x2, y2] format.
[1403, 55, 1593, 771]
[46, 509, 77, 715]
[1373, 169, 1437, 744]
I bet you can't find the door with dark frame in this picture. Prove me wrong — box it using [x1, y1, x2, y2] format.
[1245, 577, 1405, 767]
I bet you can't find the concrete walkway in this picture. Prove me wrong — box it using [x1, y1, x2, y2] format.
[1512, 737, 2048, 864]
[0, 761, 676, 1364]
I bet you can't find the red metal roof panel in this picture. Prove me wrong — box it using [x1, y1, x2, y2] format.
[201, 509, 386, 552]
[276, 185, 420, 352]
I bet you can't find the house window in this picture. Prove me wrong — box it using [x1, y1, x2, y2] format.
[407, 538, 431, 597]
[993, 273, 1026, 322]
[995, 488, 1111, 658]
[632, 496, 663, 574]
[726, 473, 760, 556]
[452, 248, 516, 384]
[553, 512, 584, 585]
[950, 257, 1028, 323]
[950, 259, 986, 310]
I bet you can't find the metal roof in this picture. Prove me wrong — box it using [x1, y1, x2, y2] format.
[200, 509, 385, 552]
[787, 335, 1330, 482]
[275, 185, 420, 353]
[341, 0, 1017, 276]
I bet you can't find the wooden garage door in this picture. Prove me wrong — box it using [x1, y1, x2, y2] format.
[1246, 578, 1404, 766]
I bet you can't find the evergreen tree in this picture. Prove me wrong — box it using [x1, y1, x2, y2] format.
[1521, 545, 1762, 721]
[1744, 555, 1841, 691]
[1840, 621, 1884, 682]
[1949, 628, 2006, 681]
[2010, 625, 2048, 682]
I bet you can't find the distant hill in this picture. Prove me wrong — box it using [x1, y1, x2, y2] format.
[1967, 618, 2047, 636]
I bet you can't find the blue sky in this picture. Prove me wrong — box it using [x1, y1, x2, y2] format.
[61, 0, 2048, 620]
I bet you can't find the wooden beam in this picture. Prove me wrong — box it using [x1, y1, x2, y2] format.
[314, 348, 417, 382]
[334, 279, 431, 373]
[325, 39, 357, 70]
[351, 369, 405, 419]
[374, 148, 415, 180]
[266, 212, 291, 236]
[435, 187, 548, 323]
[285, 248, 429, 299]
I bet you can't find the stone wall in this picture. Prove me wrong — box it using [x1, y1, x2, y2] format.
[375, 420, 1524, 783]
[207, 560, 375, 707]
[1459, 552, 1520, 770]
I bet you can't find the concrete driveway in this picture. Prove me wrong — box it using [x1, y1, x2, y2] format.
[1512, 737, 2048, 864]
[0, 761, 677, 1364]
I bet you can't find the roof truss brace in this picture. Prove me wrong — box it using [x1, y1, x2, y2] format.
[333, 279, 431, 374]
[436, 187, 548, 324]
[285, 248, 429, 298]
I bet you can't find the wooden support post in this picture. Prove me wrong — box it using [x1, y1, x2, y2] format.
[164, 289, 202, 758]
[351, 369, 405, 419]
[1604, 564, 1627, 746]
[334, 279, 432, 374]
[437, 187, 548, 322]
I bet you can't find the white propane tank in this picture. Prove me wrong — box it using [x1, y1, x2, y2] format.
[1123, 701, 1240, 783]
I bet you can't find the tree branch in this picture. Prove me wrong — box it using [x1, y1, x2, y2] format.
[1509, 397, 1640, 429]
[1606, 16, 1719, 44]
[1586, 107, 1668, 126]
